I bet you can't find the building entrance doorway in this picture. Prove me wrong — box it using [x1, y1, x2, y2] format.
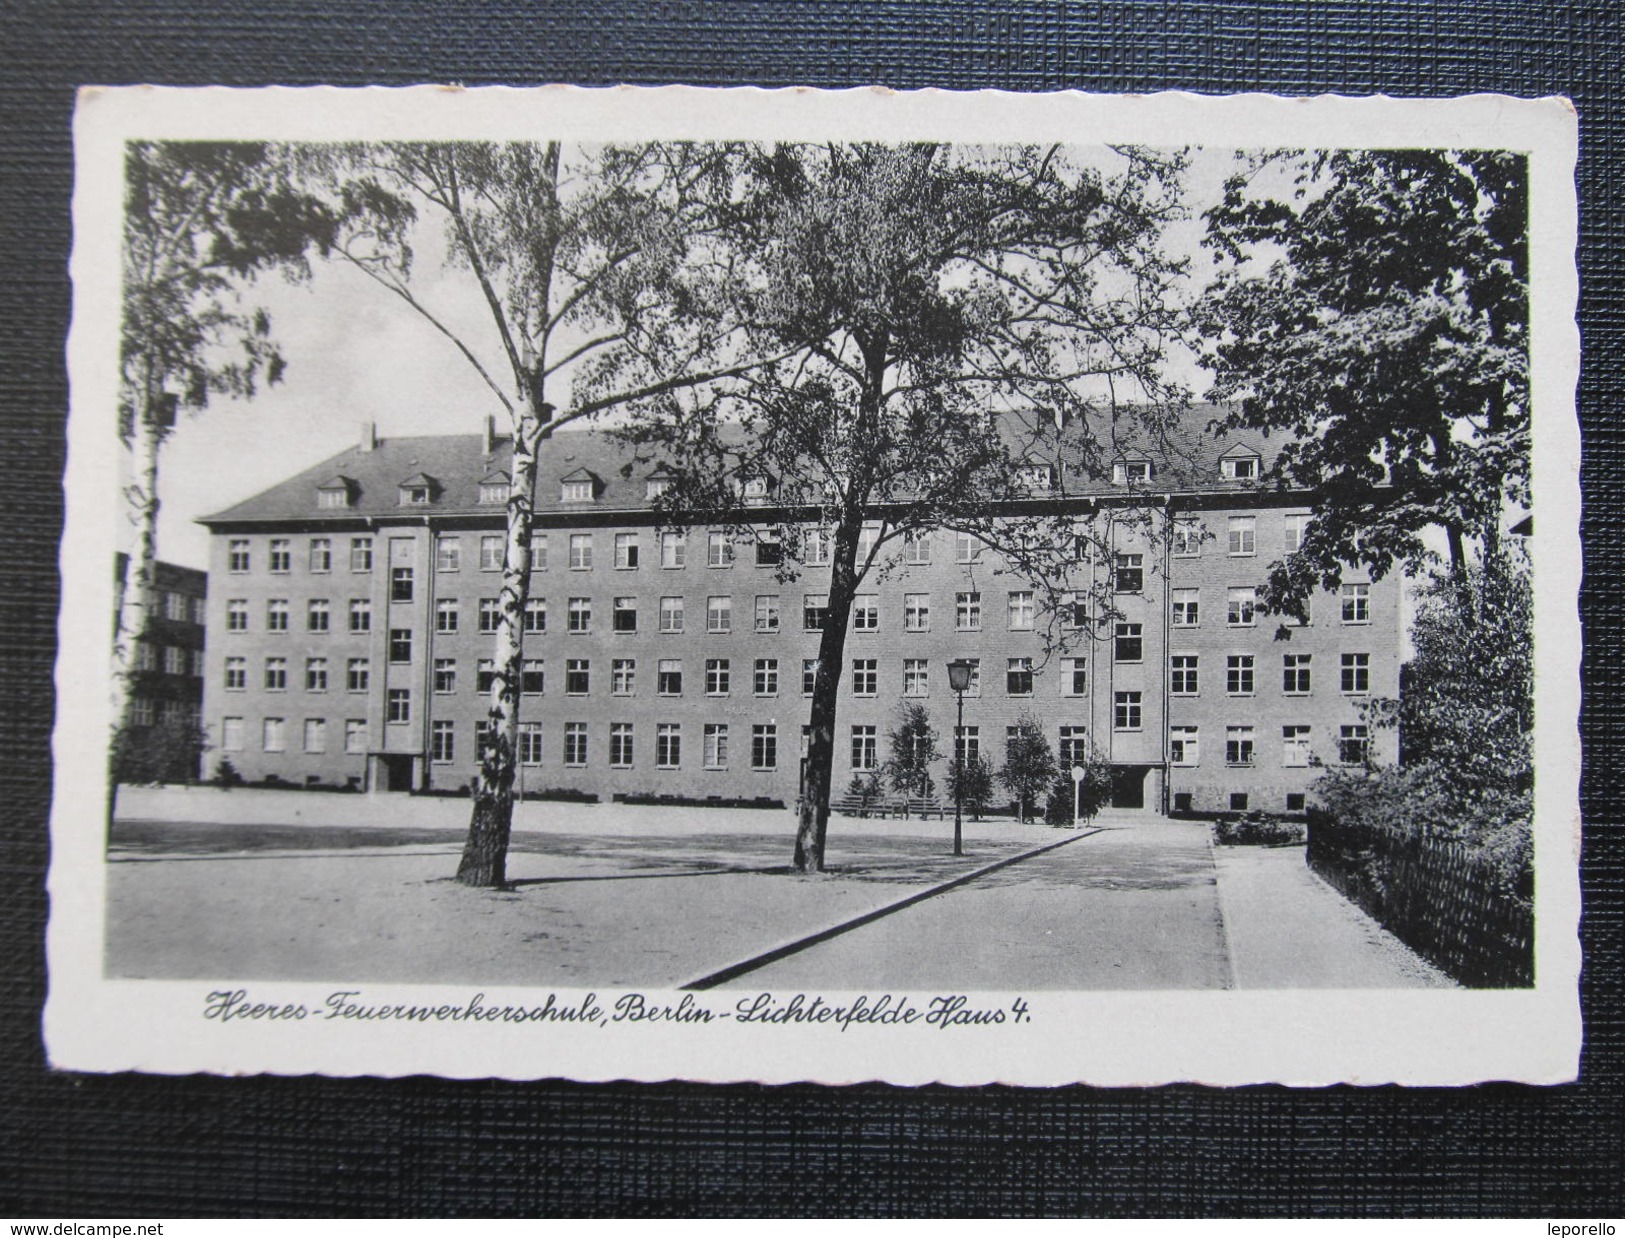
[1110, 765, 1149, 810]
[372, 753, 416, 793]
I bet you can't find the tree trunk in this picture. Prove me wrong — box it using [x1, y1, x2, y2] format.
[456, 408, 547, 887]
[112, 406, 163, 735]
[793, 516, 863, 873]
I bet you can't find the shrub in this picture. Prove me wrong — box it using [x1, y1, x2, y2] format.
[1213, 811, 1305, 846]
[212, 757, 243, 789]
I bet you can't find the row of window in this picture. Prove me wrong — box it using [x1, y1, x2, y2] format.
[228, 518, 1324, 584]
[152, 590, 206, 625]
[132, 643, 205, 677]
[127, 698, 200, 727]
[1169, 724, 1370, 767]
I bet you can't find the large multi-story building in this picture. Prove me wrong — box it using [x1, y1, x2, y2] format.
[114, 553, 208, 733]
[199, 413, 1399, 814]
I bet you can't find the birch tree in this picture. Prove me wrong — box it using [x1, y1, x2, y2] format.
[117, 141, 337, 735]
[324, 141, 758, 886]
[622, 142, 1190, 871]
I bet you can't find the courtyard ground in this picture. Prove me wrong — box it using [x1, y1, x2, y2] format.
[103, 794, 1452, 990]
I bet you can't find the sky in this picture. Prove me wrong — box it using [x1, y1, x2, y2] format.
[143, 145, 1257, 569]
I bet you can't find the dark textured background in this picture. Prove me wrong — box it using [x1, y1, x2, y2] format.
[2, 0, 1620, 1218]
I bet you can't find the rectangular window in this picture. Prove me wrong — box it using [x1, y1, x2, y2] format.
[1223, 455, 1260, 481]
[350, 537, 373, 573]
[430, 720, 454, 763]
[268, 539, 291, 573]
[266, 599, 289, 632]
[436, 536, 461, 572]
[475, 721, 491, 758]
[954, 725, 980, 765]
[803, 526, 831, 566]
[706, 595, 732, 633]
[390, 566, 413, 603]
[610, 723, 634, 768]
[1006, 657, 1034, 696]
[903, 659, 929, 697]
[228, 539, 251, 573]
[221, 716, 245, 752]
[479, 535, 503, 571]
[659, 595, 684, 633]
[189, 649, 205, 678]
[569, 534, 593, 570]
[566, 597, 591, 634]
[518, 722, 543, 766]
[752, 724, 778, 771]
[903, 530, 931, 564]
[135, 641, 158, 673]
[523, 659, 546, 695]
[851, 658, 878, 696]
[226, 599, 248, 632]
[857, 525, 880, 563]
[955, 531, 981, 563]
[346, 658, 369, 693]
[386, 689, 410, 724]
[1170, 654, 1199, 696]
[224, 656, 246, 691]
[262, 717, 285, 752]
[803, 594, 828, 631]
[1226, 725, 1256, 766]
[1172, 521, 1201, 557]
[1115, 553, 1144, 593]
[703, 723, 729, 769]
[562, 478, 594, 503]
[1170, 725, 1199, 766]
[564, 722, 588, 767]
[1061, 591, 1088, 629]
[903, 593, 930, 632]
[264, 657, 287, 691]
[755, 538, 783, 568]
[1339, 724, 1370, 764]
[1058, 726, 1088, 767]
[308, 538, 331, 573]
[1172, 588, 1200, 627]
[530, 534, 548, 572]
[1227, 516, 1256, 556]
[851, 725, 878, 771]
[522, 598, 546, 634]
[612, 596, 637, 633]
[955, 592, 982, 631]
[344, 719, 367, 755]
[853, 595, 879, 631]
[1064, 657, 1087, 697]
[802, 659, 819, 696]
[130, 698, 154, 726]
[706, 659, 731, 696]
[753, 658, 778, 696]
[164, 591, 187, 622]
[961, 658, 982, 697]
[162, 645, 185, 675]
[656, 723, 681, 769]
[1283, 654, 1312, 695]
[1341, 653, 1371, 694]
[389, 628, 412, 664]
[1114, 622, 1143, 663]
[707, 531, 733, 567]
[476, 660, 497, 693]
[1007, 590, 1035, 630]
[305, 657, 328, 692]
[1341, 583, 1371, 624]
[1227, 587, 1256, 627]
[615, 533, 640, 570]
[349, 599, 371, 633]
[1283, 725, 1312, 767]
[566, 659, 590, 695]
[660, 531, 686, 569]
[658, 659, 683, 696]
[1227, 654, 1255, 695]
[1284, 514, 1308, 554]
[428, 598, 455, 634]
[1114, 691, 1142, 731]
[754, 595, 780, 633]
[434, 658, 457, 694]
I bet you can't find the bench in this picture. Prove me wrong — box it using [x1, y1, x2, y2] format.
[900, 797, 947, 820]
[830, 794, 883, 818]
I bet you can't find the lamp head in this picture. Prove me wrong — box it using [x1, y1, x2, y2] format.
[946, 658, 973, 694]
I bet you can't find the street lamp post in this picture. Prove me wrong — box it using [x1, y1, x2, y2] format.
[946, 658, 974, 857]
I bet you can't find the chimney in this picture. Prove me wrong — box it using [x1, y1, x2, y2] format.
[360, 421, 377, 453]
[482, 414, 496, 455]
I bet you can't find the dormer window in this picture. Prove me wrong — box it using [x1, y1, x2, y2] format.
[479, 471, 512, 505]
[560, 468, 600, 503]
[397, 474, 437, 507]
[1221, 452, 1261, 481]
[316, 476, 355, 509]
[742, 477, 769, 500]
[645, 470, 676, 501]
[1022, 463, 1055, 491]
[1113, 458, 1153, 485]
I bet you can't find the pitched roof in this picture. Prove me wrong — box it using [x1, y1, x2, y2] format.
[201, 404, 1291, 528]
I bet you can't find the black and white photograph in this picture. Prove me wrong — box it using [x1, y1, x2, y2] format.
[48, 86, 1580, 1085]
